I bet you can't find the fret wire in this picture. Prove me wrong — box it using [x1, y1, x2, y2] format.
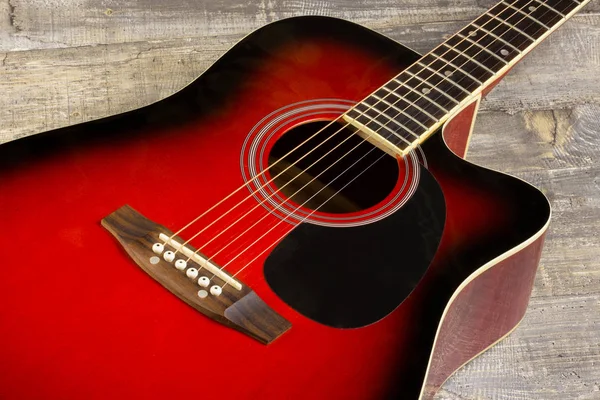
[413, 0, 582, 145]
[453, 27, 521, 67]
[441, 43, 496, 74]
[470, 22, 522, 52]
[485, 11, 536, 41]
[456, 33, 509, 64]
[473, 14, 535, 51]
[550, 0, 582, 15]
[381, 86, 439, 122]
[501, 1, 551, 28]
[362, 117, 413, 145]
[403, 69, 461, 104]
[511, 0, 577, 35]
[357, 102, 421, 139]
[369, 94, 430, 130]
[224, 0, 584, 256]
[393, 77, 453, 113]
[532, 0, 567, 17]
[346, 107, 412, 147]
[185, 2, 579, 260]
[389, 79, 450, 115]
[492, 1, 555, 40]
[338, 0, 587, 158]
[430, 47, 495, 84]
[412, 63, 470, 96]
[384, 119, 421, 139]
[429, 56, 484, 84]
[399, 0, 538, 127]
[353, 0, 583, 148]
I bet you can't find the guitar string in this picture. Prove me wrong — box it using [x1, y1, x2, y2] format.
[169, 0, 538, 266]
[196, 133, 415, 265]
[163, 0, 532, 255]
[193, 0, 551, 263]
[220, 0, 575, 287]
[225, 1, 587, 287]
[166, 0, 531, 257]
[208, 0, 561, 285]
[178, 3, 552, 278]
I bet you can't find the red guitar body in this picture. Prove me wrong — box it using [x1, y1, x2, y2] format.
[0, 17, 550, 399]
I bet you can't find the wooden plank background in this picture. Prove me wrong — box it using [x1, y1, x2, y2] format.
[1, 0, 599, 398]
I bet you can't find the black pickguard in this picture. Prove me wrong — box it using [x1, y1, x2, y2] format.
[264, 164, 445, 328]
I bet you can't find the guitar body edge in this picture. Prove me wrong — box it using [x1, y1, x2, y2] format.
[421, 229, 547, 398]
[417, 100, 551, 399]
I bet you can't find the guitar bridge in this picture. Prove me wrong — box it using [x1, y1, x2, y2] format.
[101, 205, 291, 344]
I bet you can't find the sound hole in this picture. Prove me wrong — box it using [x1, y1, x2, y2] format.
[268, 120, 399, 214]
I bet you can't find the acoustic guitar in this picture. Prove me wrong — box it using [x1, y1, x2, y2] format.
[0, 0, 590, 398]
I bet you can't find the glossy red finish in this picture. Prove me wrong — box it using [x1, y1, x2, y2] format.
[0, 18, 547, 399]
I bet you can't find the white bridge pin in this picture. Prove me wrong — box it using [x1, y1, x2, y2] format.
[197, 276, 210, 288]
[163, 251, 175, 262]
[210, 285, 222, 296]
[152, 243, 164, 255]
[186, 268, 199, 279]
[175, 259, 187, 270]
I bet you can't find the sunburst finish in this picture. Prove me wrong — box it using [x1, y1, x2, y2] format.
[0, 16, 552, 399]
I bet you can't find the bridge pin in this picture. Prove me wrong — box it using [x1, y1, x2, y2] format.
[197, 289, 208, 299]
[175, 259, 187, 270]
[210, 285, 222, 296]
[163, 251, 175, 262]
[186, 268, 199, 279]
[197, 276, 210, 288]
[152, 243, 164, 255]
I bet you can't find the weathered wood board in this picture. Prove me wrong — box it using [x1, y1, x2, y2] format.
[1, 1, 599, 398]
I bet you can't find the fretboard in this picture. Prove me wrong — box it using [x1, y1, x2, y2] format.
[344, 0, 589, 157]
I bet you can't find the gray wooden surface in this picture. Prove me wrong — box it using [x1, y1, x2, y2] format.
[1, 1, 599, 398]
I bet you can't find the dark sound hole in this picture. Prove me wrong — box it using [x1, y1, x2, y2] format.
[267, 120, 399, 214]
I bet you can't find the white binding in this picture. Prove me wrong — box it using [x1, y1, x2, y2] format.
[417, 0, 589, 395]
[416, 98, 552, 399]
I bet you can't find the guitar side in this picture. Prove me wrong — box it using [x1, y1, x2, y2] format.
[418, 100, 550, 398]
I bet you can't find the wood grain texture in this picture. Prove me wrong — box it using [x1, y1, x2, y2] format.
[443, 98, 480, 158]
[1, 1, 599, 398]
[422, 232, 547, 398]
[2, 1, 599, 145]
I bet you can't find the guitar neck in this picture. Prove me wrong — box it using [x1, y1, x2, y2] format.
[343, 0, 590, 157]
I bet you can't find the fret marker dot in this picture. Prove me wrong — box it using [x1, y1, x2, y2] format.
[422, 88, 431, 95]
[444, 70, 453, 77]
[528, 6, 537, 11]
[469, 30, 477, 37]
[500, 49, 509, 56]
